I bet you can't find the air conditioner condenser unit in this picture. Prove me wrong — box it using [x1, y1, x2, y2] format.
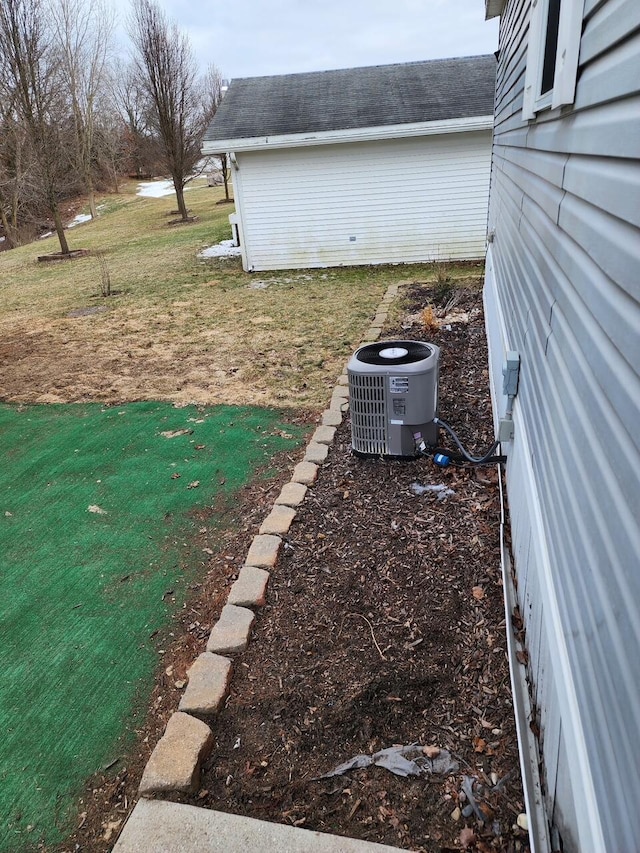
[347, 340, 440, 458]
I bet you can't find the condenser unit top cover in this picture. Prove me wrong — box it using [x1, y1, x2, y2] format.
[349, 340, 438, 373]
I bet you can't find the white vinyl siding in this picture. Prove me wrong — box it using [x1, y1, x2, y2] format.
[486, 0, 640, 850]
[231, 132, 492, 271]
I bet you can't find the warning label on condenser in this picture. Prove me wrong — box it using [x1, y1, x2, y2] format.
[389, 376, 409, 394]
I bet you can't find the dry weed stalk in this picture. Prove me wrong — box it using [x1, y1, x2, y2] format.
[420, 305, 439, 332]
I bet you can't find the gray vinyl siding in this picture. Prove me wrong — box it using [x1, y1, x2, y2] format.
[485, 0, 640, 850]
[231, 133, 492, 271]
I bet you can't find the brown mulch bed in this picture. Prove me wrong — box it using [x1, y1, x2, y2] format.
[64, 279, 528, 852]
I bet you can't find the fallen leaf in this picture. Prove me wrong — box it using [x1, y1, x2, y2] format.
[171, 473, 181, 479]
[472, 585, 485, 600]
[516, 649, 529, 665]
[459, 826, 476, 847]
[88, 504, 107, 515]
[102, 819, 122, 842]
[160, 429, 193, 438]
[423, 745, 441, 758]
[472, 736, 487, 753]
[187, 481, 200, 489]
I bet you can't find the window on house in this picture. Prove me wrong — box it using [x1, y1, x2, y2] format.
[522, 0, 584, 120]
[540, 0, 561, 95]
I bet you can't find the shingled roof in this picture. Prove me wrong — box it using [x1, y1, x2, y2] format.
[204, 54, 496, 144]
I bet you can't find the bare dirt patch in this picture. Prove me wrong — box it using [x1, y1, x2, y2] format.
[37, 249, 91, 262]
[0, 270, 390, 410]
[62, 280, 528, 853]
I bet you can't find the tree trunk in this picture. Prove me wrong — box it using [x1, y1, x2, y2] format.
[111, 160, 120, 193]
[174, 180, 189, 221]
[52, 204, 70, 255]
[86, 178, 97, 218]
[0, 189, 18, 248]
[221, 154, 230, 201]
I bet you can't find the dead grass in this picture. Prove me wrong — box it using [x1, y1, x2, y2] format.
[0, 180, 484, 410]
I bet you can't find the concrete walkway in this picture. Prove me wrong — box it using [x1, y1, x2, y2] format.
[113, 799, 407, 852]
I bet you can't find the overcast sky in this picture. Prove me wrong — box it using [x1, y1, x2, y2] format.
[114, 0, 498, 80]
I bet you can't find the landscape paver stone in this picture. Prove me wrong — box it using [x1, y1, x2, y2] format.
[227, 566, 270, 608]
[206, 604, 255, 655]
[303, 442, 329, 464]
[178, 653, 233, 716]
[259, 504, 297, 536]
[312, 425, 337, 446]
[274, 481, 308, 507]
[292, 461, 319, 485]
[321, 409, 342, 427]
[138, 712, 213, 796]
[245, 534, 281, 567]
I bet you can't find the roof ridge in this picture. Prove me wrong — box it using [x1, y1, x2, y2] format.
[230, 54, 496, 84]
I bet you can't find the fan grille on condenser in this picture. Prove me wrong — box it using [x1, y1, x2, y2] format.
[355, 341, 434, 366]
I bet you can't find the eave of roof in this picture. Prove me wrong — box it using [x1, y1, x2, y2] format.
[485, 0, 506, 19]
[202, 114, 494, 155]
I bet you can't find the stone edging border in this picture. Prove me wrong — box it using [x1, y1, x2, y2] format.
[135, 282, 401, 798]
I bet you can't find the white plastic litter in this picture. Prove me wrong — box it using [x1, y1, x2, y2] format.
[319, 744, 459, 779]
[410, 482, 455, 500]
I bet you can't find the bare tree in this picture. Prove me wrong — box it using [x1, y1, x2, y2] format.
[0, 0, 74, 254]
[130, 0, 221, 221]
[0, 111, 37, 247]
[52, 0, 114, 219]
[0, 79, 26, 247]
[114, 63, 163, 179]
[94, 103, 127, 193]
[219, 153, 232, 202]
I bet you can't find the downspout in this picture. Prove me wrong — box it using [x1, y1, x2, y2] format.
[498, 468, 552, 853]
[228, 152, 251, 272]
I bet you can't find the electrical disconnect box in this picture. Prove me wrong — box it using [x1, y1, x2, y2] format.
[502, 351, 521, 397]
[498, 351, 521, 442]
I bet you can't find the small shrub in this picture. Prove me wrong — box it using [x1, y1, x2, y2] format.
[95, 251, 111, 297]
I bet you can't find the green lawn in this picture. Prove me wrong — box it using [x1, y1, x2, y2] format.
[0, 401, 304, 851]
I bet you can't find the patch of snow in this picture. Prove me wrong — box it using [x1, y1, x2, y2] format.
[68, 213, 92, 228]
[137, 179, 197, 198]
[198, 239, 242, 259]
[0, 236, 5, 243]
[137, 179, 175, 198]
[39, 231, 54, 240]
